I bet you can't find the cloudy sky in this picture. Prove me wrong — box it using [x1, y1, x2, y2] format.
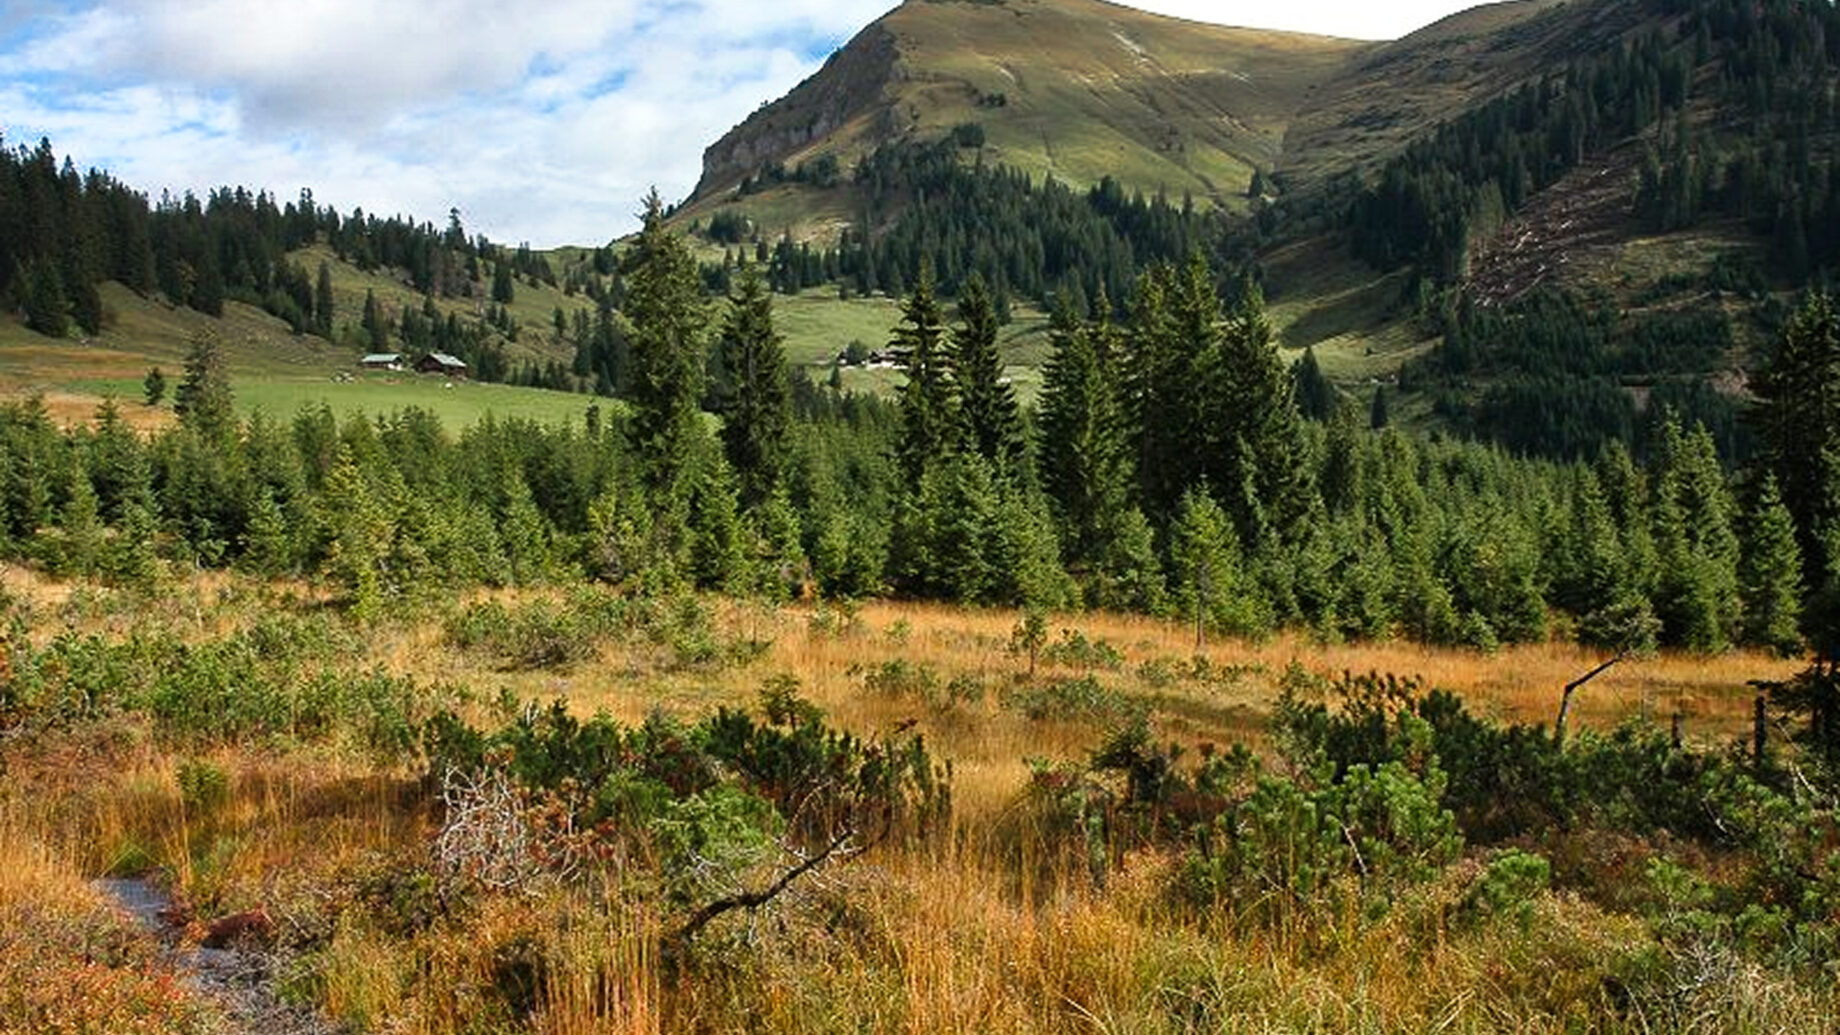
[0, 0, 1476, 247]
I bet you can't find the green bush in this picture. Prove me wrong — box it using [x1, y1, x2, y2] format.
[1000, 675, 1142, 723]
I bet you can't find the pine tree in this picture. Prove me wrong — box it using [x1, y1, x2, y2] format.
[53, 454, 102, 576]
[623, 190, 708, 506]
[1649, 419, 1740, 650]
[1125, 262, 1193, 522]
[953, 271, 1022, 476]
[362, 289, 386, 351]
[1037, 291, 1134, 575]
[314, 261, 334, 338]
[492, 260, 515, 304]
[1206, 272, 1314, 550]
[688, 457, 748, 594]
[108, 499, 160, 592]
[69, 278, 101, 336]
[715, 259, 791, 508]
[1369, 386, 1390, 430]
[1740, 473, 1803, 656]
[1750, 290, 1840, 616]
[893, 261, 958, 488]
[172, 332, 235, 441]
[143, 367, 166, 406]
[24, 260, 68, 338]
[321, 446, 391, 620]
[242, 487, 294, 577]
[88, 397, 151, 523]
[1293, 346, 1334, 421]
[1170, 486, 1258, 644]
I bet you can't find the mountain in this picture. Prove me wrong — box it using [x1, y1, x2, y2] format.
[677, 0, 1840, 461]
[693, 0, 1366, 215]
[685, 0, 1647, 224]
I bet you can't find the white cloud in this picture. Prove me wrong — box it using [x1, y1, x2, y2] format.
[0, 0, 1469, 246]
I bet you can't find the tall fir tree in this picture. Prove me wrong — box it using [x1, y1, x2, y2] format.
[623, 189, 709, 506]
[1125, 262, 1193, 523]
[362, 289, 387, 351]
[715, 259, 791, 508]
[893, 260, 958, 489]
[172, 332, 235, 442]
[1292, 346, 1335, 422]
[1037, 291, 1134, 575]
[1740, 473, 1803, 656]
[1206, 272, 1315, 550]
[1750, 291, 1840, 633]
[24, 260, 68, 338]
[952, 271, 1023, 477]
[314, 261, 334, 338]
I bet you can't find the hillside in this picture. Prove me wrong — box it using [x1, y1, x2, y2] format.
[684, 0, 1648, 234]
[689, 0, 1368, 224]
[675, 0, 1840, 461]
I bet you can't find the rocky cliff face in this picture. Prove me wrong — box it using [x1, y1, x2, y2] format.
[694, 23, 900, 196]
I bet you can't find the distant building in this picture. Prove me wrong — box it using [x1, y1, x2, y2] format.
[414, 352, 468, 377]
[360, 353, 403, 371]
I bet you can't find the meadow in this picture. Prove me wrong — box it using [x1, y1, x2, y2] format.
[1, 565, 1827, 1034]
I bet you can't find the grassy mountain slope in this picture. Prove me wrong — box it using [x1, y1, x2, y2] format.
[0, 251, 601, 432]
[689, 0, 1368, 226]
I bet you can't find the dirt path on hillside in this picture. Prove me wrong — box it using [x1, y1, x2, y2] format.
[95, 877, 339, 1035]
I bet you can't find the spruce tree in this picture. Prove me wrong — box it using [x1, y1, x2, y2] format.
[1037, 291, 1134, 575]
[321, 445, 391, 620]
[1293, 346, 1334, 421]
[688, 456, 748, 594]
[143, 366, 166, 406]
[173, 332, 235, 442]
[314, 261, 334, 338]
[53, 453, 102, 576]
[1649, 419, 1740, 650]
[1170, 487, 1258, 644]
[1740, 473, 1803, 656]
[1125, 263, 1190, 522]
[493, 260, 516, 304]
[893, 261, 957, 488]
[24, 260, 68, 337]
[953, 271, 1022, 477]
[715, 259, 791, 508]
[362, 289, 386, 350]
[1206, 272, 1314, 550]
[1750, 290, 1840, 611]
[623, 190, 709, 506]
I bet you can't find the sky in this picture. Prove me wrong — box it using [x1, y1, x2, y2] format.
[0, 0, 1478, 247]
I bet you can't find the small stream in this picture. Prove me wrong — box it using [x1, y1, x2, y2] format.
[94, 876, 337, 1035]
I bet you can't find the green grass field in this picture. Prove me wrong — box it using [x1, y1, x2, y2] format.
[0, 278, 600, 432]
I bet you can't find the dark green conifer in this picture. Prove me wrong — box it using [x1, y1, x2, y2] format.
[953, 271, 1022, 476]
[623, 189, 709, 506]
[1740, 473, 1803, 656]
[893, 261, 958, 488]
[715, 259, 791, 508]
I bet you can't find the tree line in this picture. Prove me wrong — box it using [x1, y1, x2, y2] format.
[0, 134, 558, 381]
[5, 201, 1831, 661]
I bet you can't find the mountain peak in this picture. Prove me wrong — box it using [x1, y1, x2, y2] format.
[693, 0, 1369, 208]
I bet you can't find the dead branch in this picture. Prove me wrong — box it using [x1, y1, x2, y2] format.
[666, 820, 878, 960]
[1554, 651, 1625, 749]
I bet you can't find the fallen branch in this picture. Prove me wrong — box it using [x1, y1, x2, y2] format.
[1554, 651, 1625, 749]
[666, 822, 867, 960]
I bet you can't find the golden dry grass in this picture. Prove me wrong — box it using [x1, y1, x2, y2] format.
[347, 591, 1804, 820]
[1, 573, 1826, 1034]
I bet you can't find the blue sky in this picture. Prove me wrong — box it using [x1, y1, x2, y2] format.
[0, 1, 1477, 247]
